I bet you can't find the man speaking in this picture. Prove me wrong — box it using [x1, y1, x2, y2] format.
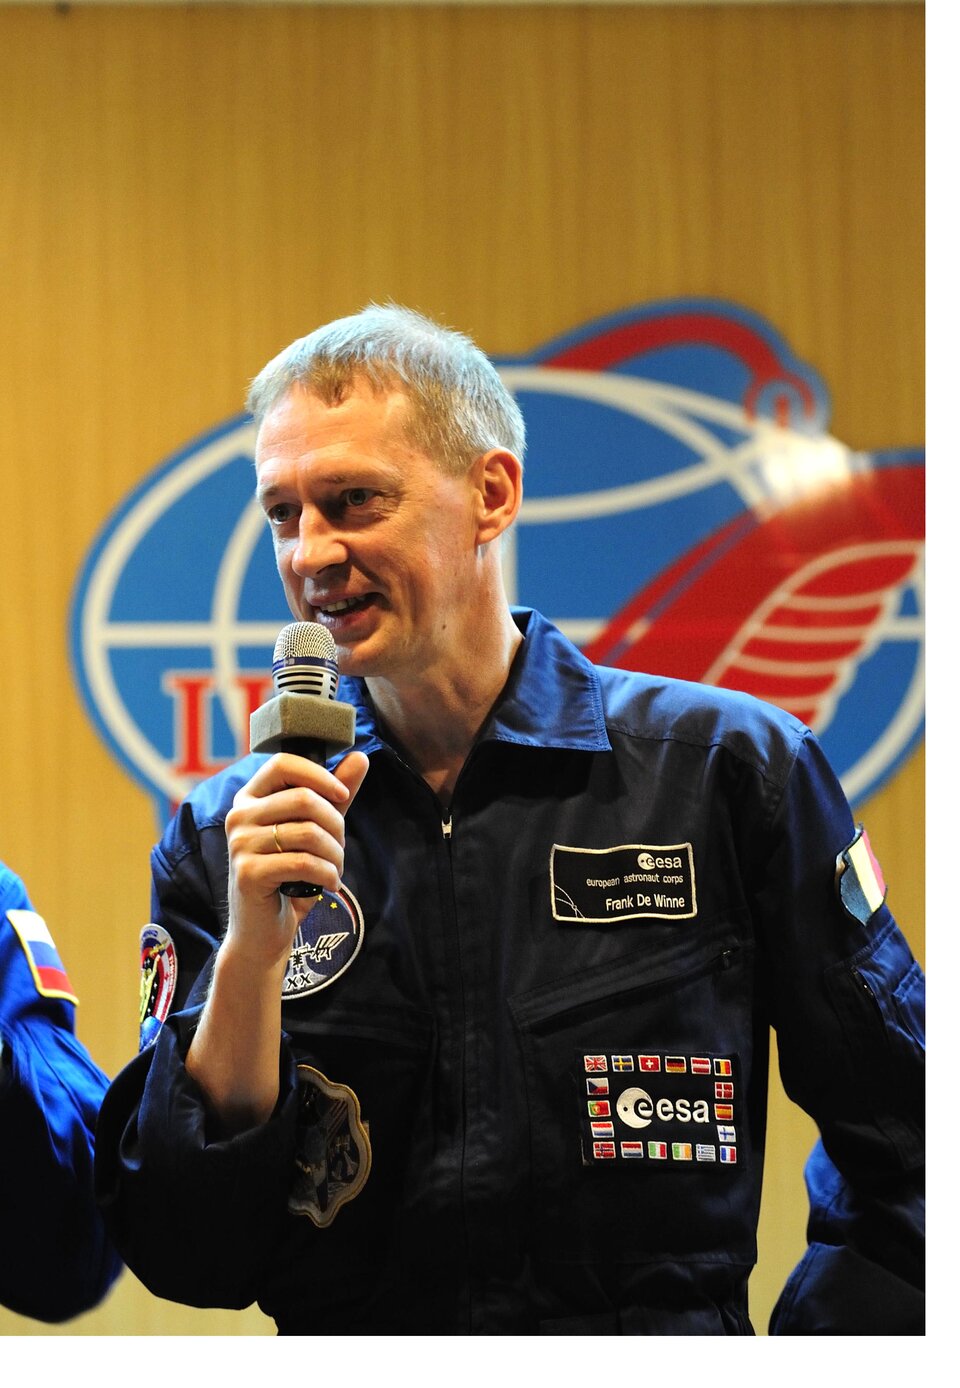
[96, 305, 924, 1334]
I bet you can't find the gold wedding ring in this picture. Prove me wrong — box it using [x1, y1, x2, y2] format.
[273, 823, 286, 855]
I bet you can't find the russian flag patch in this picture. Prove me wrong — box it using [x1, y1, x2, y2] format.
[837, 825, 887, 925]
[5, 909, 78, 1003]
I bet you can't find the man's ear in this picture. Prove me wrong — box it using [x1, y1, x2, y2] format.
[472, 449, 523, 546]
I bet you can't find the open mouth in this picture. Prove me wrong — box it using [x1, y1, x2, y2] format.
[315, 594, 376, 618]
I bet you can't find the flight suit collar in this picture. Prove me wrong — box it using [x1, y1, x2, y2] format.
[339, 607, 611, 759]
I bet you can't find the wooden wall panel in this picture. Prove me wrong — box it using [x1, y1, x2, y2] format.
[0, 3, 923, 1337]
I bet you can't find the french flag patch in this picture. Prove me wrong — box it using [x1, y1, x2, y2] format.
[837, 825, 887, 925]
[5, 909, 78, 1003]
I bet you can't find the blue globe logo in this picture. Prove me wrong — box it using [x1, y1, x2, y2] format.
[71, 300, 924, 826]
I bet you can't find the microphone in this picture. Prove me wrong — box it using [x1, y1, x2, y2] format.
[249, 622, 357, 897]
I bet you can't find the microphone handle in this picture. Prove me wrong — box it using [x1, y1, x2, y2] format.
[277, 736, 329, 898]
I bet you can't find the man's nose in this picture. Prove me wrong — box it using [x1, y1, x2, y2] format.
[291, 512, 350, 576]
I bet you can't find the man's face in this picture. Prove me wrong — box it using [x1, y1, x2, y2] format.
[255, 381, 483, 682]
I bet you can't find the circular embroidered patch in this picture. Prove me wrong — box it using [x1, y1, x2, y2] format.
[281, 884, 364, 999]
[289, 1065, 372, 1229]
[139, 923, 178, 1051]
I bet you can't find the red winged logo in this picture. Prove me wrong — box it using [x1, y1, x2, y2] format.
[583, 464, 923, 736]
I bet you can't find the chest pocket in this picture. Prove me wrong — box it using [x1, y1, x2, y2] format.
[509, 919, 758, 1268]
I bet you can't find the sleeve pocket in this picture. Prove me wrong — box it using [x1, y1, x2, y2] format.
[824, 920, 924, 1170]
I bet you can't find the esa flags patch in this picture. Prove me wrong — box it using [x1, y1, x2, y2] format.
[579, 1053, 742, 1170]
[5, 910, 78, 1002]
[837, 825, 887, 925]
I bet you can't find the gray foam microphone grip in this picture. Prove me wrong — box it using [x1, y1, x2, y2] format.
[249, 621, 356, 758]
[249, 690, 356, 756]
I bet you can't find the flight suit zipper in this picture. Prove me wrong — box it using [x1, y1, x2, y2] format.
[437, 803, 476, 1330]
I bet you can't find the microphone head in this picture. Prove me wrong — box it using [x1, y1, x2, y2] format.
[272, 621, 339, 699]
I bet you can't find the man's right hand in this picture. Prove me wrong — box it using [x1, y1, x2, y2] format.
[184, 749, 368, 1133]
[223, 749, 369, 973]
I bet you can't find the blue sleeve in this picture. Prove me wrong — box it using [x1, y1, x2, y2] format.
[96, 1008, 302, 1311]
[0, 863, 124, 1321]
[94, 799, 302, 1311]
[752, 736, 924, 1334]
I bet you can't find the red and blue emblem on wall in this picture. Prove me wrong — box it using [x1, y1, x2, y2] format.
[70, 299, 924, 825]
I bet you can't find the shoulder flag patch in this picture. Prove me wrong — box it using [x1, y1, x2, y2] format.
[837, 825, 887, 925]
[5, 909, 78, 1003]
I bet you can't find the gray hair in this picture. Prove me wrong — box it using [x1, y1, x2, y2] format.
[246, 303, 525, 476]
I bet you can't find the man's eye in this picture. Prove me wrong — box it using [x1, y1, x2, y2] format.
[344, 488, 373, 508]
[266, 503, 297, 525]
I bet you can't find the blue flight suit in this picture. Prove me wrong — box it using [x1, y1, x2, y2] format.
[95, 609, 924, 1333]
[0, 862, 122, 1321]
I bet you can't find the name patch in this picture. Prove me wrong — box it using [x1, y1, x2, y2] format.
[551, 843, 697, 923]
[579, 1052, 740, 1168]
